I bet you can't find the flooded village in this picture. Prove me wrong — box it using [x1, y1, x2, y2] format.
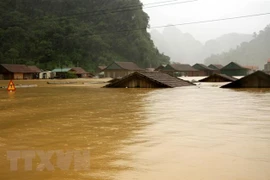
[1, 0, 270, 180]
[1, 59, 270, 180]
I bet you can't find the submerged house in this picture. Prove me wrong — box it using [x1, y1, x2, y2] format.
[160, 64, 198, 77]
[208, 64, 224, 70]
[193, 63, 215, 76]
[221, 71, 270, 88]
[39, 71, 55, 79]
[220, 62, 250, 76]
[72, 67, 93, 78]
[0, 64, 41, 80]
[105, 71, 194, 88]
[155, 64, 166, 72]
[52, 68, 72, 78]
[51, 67, 91, 78]
[103, 61, 144, 78]
[199, 73, 237, 82]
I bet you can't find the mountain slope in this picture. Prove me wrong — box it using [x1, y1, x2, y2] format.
[150, 27, 253, 64]
[204, 25, 270, 68]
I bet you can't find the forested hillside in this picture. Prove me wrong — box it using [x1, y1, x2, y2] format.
[0, 0, 169, 71]
[205, 25, 270, 68]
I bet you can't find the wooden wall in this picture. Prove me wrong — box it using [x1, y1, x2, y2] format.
[104, 70, 133, 78]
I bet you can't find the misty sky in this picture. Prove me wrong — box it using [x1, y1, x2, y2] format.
[141, 0, 270, 43]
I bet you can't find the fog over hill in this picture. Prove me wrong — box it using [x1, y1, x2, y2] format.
[151, 26, 253, 65]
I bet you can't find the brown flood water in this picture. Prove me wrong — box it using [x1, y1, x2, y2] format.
[0, 81, 270, 180]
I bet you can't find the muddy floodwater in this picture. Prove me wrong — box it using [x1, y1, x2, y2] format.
[1, 80, 270, 180]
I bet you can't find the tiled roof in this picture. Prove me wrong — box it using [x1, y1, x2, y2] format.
[28, 66, 41, 73]
[105, 71, 194, 88]
[1, 64, 37, 73]
[170, 64, 198, 71]
[209, 64, 224, 69]
[199, 73, 237, 82]
[71, 67, 88, 74]
[114, 62, 144, 71]
[193, 63, 215, 71]
[221, 71, 270, 88]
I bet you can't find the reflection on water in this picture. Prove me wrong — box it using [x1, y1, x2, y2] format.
[0, 84, 270, 180]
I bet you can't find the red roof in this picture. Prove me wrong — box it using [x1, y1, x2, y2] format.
[28, 66, 41, 73]
[268, 59, 270, 63]
[1, 64, 39, 73]
[71, 67, 88, 74]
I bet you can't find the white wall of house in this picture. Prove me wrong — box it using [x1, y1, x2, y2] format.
[39, 71, 55, 79]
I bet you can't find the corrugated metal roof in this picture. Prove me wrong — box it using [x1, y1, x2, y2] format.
[52, 68, 72, 72]
[199, 73, 237, 82]
[1, 64, 37, 73]
[170, 64, 198, 71]
[28, 66, 41, 73]
[221, 62, 247, 70]
[105, 71, 194, 88]
[71, 67, 88, 74]
[193, 63, 215, 71]
[221, 71, 270, 88]
[113, 61, 144, 71]
[209, 64, 224, 69]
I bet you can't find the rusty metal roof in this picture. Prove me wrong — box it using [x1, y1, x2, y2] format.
[28, 66, 41, 73]
[199, 73, 237, 82]
[105, 71, 194, 88]
[209, 64, 224, 69]
[221, 71, 270, 88]
[1, 64, 38, 73]
[114, 62, 144, 71]
[71, 67, 88, 74]
[193, 63, 215, 71]
[170, 64, 198, 71]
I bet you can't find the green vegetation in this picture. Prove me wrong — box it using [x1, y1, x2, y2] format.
[0, 0, 170, 71]
[205, 25, 270, 68]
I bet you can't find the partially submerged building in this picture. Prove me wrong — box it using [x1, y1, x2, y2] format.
[221, 71, 270, 88]
[39, 71, 55, 79]
[105, 71, 194, 88]
[220, 62, 250, 76]
[103, 61, 144, 78]
[155, 64, 166, 72]
[264, 59, 270, 73]
[199, 73, 237, 82]
[0, 64, 41, 80]
[208, 64, 224, 70]
[51, 67, 91, 78]
[52, 68, 72, 78]
[72, 67, 93, 78]
[160, 64, 199, 77]
[193, 63, 215, 76]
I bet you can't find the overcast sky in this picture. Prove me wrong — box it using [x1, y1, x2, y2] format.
[141, 0, 270, 42]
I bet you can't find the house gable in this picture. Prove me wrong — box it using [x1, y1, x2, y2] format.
[222, 62, 245, 70]
[162, 64, 177, 71]
[221, 71, 270, 88]
[105, 62, 125, 70]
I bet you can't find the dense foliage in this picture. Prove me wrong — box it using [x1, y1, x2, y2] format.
[205, 25, 270, 68]
[0, 0, 170, 71]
